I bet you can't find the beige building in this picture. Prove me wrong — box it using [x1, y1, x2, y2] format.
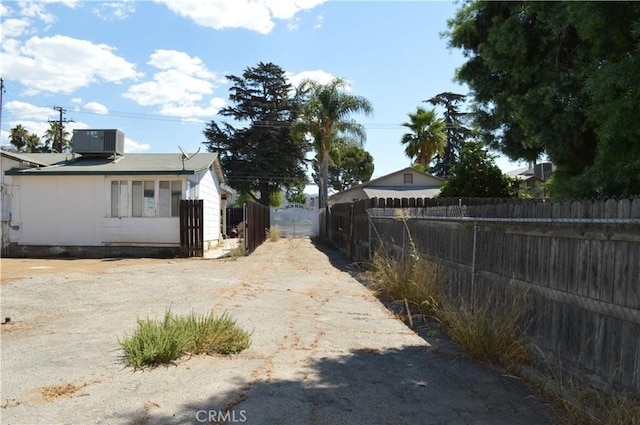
[328, 167, 445, 204]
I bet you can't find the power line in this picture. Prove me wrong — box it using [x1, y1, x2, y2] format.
[48, 106, 74, 153]
[2, 103, 406, 130]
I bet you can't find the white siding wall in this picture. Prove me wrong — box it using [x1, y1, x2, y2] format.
[102, 217, 179, 244]
[9, 175, 185, 246]
[196, 167, 221, 249]
[101, 176, 183, 245]
[1, 157, 20, 251]
[14, 176, 103, 245]
[5, 169, 220, 249]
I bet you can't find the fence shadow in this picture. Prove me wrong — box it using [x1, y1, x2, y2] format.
[109, 345, 557, 425]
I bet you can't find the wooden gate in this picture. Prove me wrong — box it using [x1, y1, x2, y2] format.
[245, 202, 270, 255]
[180, 199, 203, 257]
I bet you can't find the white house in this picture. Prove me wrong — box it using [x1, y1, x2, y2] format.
[0, 130, 225, 257]
[328, 167, 446, 204]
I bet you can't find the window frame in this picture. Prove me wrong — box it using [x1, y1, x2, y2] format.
[109, 179, 183, 218]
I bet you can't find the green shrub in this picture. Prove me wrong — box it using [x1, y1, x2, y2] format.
[119, 309, 251, 368]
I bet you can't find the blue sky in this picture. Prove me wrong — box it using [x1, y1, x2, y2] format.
[0, 0, 524, 192]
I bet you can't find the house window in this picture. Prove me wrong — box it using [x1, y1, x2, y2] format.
[159, 180, 182, 217]
[111, 181, 129, 217]
[110, 179, 183, 217]
[404, 173, 413, 184]
[132, 181, 155, 217]
[187, 180, 198, 199]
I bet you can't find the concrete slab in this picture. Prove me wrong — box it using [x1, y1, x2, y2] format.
[0, 239, 557, 424]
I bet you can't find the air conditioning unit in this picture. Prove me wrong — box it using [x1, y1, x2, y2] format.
[73, 129, 125, 156]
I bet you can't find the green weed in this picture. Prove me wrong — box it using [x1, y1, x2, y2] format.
[119, 309, 251, 368]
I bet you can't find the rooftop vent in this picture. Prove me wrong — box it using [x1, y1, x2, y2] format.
[72, 129, 124, 157]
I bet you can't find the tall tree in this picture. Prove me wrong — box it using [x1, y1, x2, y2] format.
[425, 92, 472, 179]
[328, 145, 374, 192]
[439, 141, 518, 198]
[285, 184, 308, 205]
[25, 133, 47, 153]
[203, 62, 309, 206]
[446, 1, 640, 197]
[43, 122, 70, 153]
[294, 78, 373, 209]
[9, 125, 28, 152]
[400, 106, 447, 169]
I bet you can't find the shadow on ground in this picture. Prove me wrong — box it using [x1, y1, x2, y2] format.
[111, 344, 557, 425]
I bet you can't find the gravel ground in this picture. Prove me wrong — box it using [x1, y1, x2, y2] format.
[0, 238, 558, 425]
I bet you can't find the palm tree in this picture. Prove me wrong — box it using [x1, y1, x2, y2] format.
[44, 122, 71, 153]
[26, 133, 44, 152]
[294, 78, 373, 208]
[400, 106, 447, 169]
[9, 125, 29, 152]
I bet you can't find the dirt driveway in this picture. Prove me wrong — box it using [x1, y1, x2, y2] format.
[0, 239, 557, 424]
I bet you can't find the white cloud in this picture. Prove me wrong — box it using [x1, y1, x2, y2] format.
[124, 69, 214, 106]
[287, 70, 337, 88]
[92, 1, 135, 20]
[83, 102, 109, 115]
[266, 0, 325, 20]
[157, 97, 227, 119]
[124, 138, 151, 153]
[154, 0, 325, 34]
[123, 50, 226, 119]
[3, 101, 78, 146]
[0, 3, 12, 17]
[149, 49, 216, 79]
[0, 18, 30, 39]
[4, 100, 57, 121]
[0, 35, 141, 95]
[16, 1, 56, 25]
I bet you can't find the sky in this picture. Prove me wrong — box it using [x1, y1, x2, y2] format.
[0, 0, 525, 193]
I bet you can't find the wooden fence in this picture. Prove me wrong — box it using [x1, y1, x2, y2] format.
[226, 207, 244, 237]
[320, 197, 640, 395]
[180, 199, 203, 257]
[245, 202, 270, 255]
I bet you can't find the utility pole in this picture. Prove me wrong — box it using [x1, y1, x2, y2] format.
[0, 78, 5, 143]
[50, 106, 73, 153]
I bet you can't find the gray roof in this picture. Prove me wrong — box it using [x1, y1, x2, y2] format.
[363, 187, 442, 199]
[0, 150, 63, 167]
[2, 151, 222, 179]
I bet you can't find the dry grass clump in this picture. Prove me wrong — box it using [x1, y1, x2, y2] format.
[369, 250, 442, 316]
[436, 293, 531, 371]
[367, 217, 638, 424]
[366, 214, 530, 372]
[540, 370, 640, 425]
[230, 240, 245, 257]
[266, 225, 281, 242]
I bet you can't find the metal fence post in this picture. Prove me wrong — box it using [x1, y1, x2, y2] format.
[470, 220, 478, 313]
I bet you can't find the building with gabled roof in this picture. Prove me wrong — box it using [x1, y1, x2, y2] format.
[1, 131, 225, 257]
[328, 167, 446, 205]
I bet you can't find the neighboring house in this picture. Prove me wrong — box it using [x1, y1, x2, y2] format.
[507, 162, 554, 198]
[0, 129, 225, 257]
[328, 167, 446, 205]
